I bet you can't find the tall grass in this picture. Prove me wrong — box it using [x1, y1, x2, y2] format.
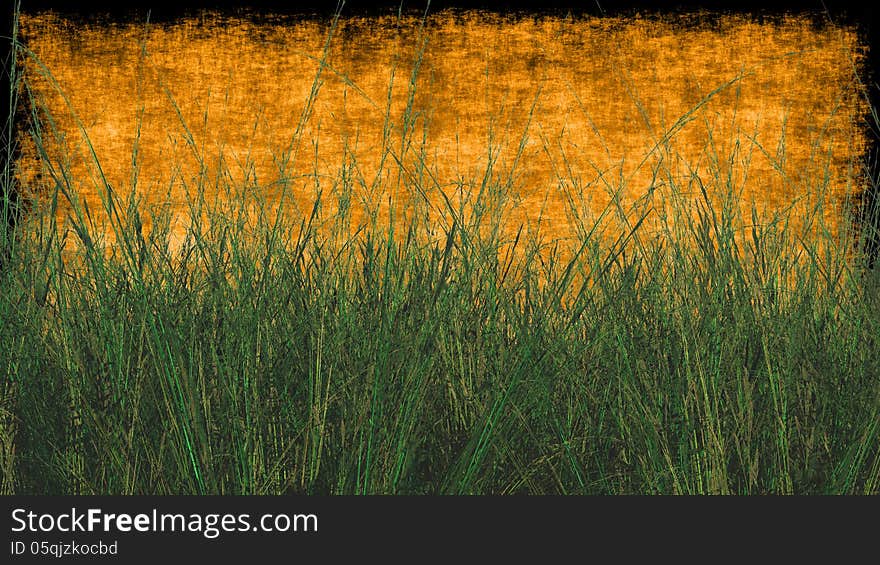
[1, 7, 879, 495]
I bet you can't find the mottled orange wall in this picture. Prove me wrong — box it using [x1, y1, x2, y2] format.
[15, 11, 869, 250]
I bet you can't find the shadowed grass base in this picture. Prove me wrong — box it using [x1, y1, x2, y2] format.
[1, 169, 879, 494]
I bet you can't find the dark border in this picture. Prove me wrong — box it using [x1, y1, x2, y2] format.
[1, 495, 878, 561]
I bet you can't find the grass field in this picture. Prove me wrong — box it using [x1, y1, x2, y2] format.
[2, 7, 880, 495]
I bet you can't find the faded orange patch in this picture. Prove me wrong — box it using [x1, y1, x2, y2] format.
[15, 11, 869, 255]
